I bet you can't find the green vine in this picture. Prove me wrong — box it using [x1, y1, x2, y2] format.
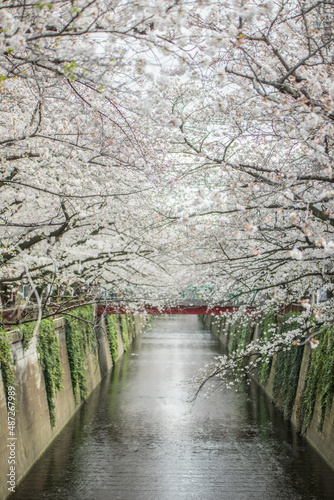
[239, 321, 253, 350]
[228, 321, 239, 353]
[70, 305, 96, 349]
[273, 347, 304, 420]
[119, 314, 129, 351]
[228, 319, 253, 354]
[298, 324, 334, 432]
[106, 314, 119, 364]
[258, 360, 272, 385]
[37, 319, 63, 427]
[227, 319, 254, 377]
[64, 305, 94, 403]
[258, 312, 277, 385]
[0, 327, 15, 405]
[18, 322, 36, 349]
[272, 313, 304, 420]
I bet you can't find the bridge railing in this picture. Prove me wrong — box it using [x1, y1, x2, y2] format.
[95, 296, 263, 309]
[96, 286, 265, 307]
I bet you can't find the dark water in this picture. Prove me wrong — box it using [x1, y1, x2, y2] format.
[11, 316, 334, 499]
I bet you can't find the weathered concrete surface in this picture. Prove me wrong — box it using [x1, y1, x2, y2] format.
[291, 346, 334, 470]
[0, 314, 146, 500]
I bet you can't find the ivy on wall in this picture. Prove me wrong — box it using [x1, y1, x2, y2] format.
[272, 345, 304, 420]
[208, 310, 334, 435]
[18, 322, 35, 349]
[64, 305, 95, 403]
[119, 314, 129, 351]
[226, 319, 254, 377]
[258, 312, 277, 385]
[37, 319, 63, 427]
[272, 313, 304, 420]
[0, 326, 15, 405]
[298, 325, 334, 433]
[71, 305, 96, 350]
[228, 319, 253, 354]
[1, 319, 63, 423]
[228, 321, 239, 353]
[106, 314, 119, 363]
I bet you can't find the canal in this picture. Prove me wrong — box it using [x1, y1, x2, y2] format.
[11, 316, 334, 499]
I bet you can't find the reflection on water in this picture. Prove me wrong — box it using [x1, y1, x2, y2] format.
[11, 316, 334, 499]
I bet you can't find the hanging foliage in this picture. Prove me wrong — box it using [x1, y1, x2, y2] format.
[119, 315, 129, 352]
[64, 306, 95, 403]
[228, 320, 253, 355]
[37, 319, 63, 427]
[299, 325, 334, 433]
[272, 343, 304, 420]
[106, 315, 119, 364]
[258, 312, 278, 385]
[18, 322, 36, 350]
[0, 327, 15, 406]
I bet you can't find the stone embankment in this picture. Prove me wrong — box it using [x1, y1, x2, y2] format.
[204, 314, 334, 471]
[0, 310, 146, 499]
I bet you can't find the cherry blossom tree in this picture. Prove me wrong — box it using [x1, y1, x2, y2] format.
[1, 0, 334, 348]
[150, 0, 334, 386]
[0, 0, 184, 319]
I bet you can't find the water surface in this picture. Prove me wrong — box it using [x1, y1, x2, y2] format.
[11, 316, 334, 499]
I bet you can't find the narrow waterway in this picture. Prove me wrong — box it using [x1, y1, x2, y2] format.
[11, 316, 334, 499]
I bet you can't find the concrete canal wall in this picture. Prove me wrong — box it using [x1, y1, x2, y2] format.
[204, 314, 334, 471]
[0, 313, 146, 499]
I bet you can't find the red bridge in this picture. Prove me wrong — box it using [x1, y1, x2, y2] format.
[96, 299, 259, 316]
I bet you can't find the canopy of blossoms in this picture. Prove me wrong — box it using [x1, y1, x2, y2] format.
[1, 1, 333, 354]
